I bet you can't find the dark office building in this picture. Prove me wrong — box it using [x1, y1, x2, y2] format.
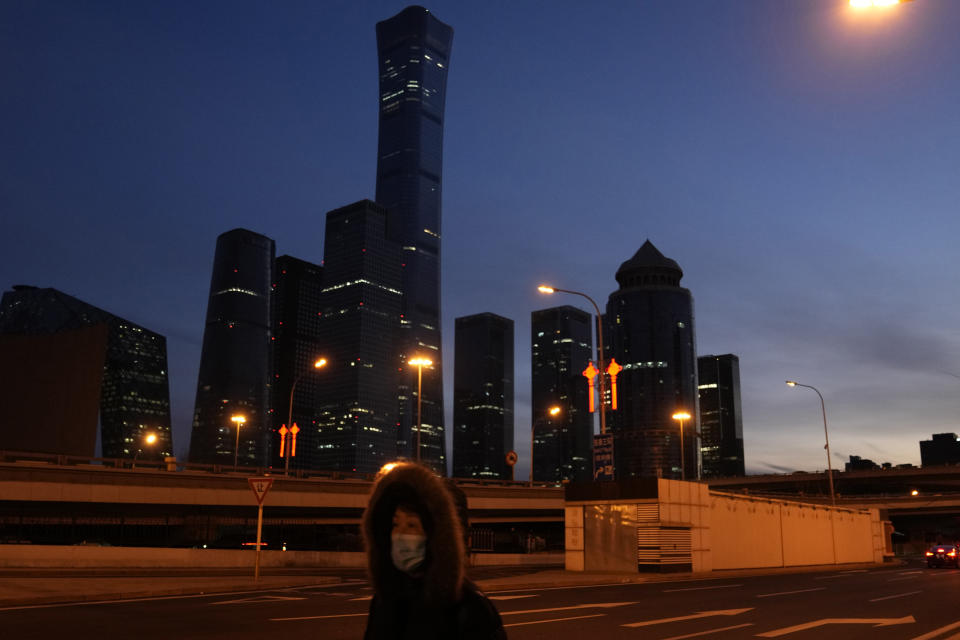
[189, 229, 274, 468]
[606, 240, 699, 480]
[845, 455, 881, 471]
[0, 286, 173, 459]
[530, 306, 594, 483]
[315, 200, 402, 474]
[452, 313, 514, 480]
[920, 433, 960, 467]
[375, 6, 453, 473]
[270, 255, 324, 471]
[697, 354, 745, 478]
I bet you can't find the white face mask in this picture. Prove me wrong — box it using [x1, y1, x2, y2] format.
[391, 533, 427, 573]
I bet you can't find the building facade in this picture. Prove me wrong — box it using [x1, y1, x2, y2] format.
[606, 241, 699, 480]
[920, 433, 960, 466]
[0, 286, 173, 460]
[315, 200, 402, 474]
[697, 354, 745, 478]
[452, 313, 514, 479]
[189, 229, 274, 468]
[530, 305, 594, 482]
[375, 6, 453, 473]
[270, 255, 325, 471]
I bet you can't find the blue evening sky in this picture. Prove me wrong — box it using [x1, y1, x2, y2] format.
[3, 1, 958, 476]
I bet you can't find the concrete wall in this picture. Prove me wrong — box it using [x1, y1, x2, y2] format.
[0, 545, 563, 569]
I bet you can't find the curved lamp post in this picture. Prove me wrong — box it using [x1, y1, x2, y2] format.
[786, 381, 836, 505]
[408, 357, 432, 462]
[285, 358, 327, 475]
[531, 406, 561, 483]
[671, 411, 692, 481]
[537, 285, 607, 435]
[132, 432, 157, 469]
[231, 414, 246, 471]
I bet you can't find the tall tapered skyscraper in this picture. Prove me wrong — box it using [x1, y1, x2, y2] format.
[375, 6, 453, 473]
[189, 229, 274, 467]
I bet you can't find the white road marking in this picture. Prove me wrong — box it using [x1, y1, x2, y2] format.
[501, 601, 638, 616]
[888, 575, 921, 582]
[661, 622, 755, 640]
[814, 573, 856, 580]
[839, 569, 869, 574]
[756, 616, 916, 637]
[898, 570, 924, 576]
[349, 596, 373, 601]
[271, 612, 368, 621]
[662, 584, 742, 593]
[0, 587, 324, 612]
[210, 595, 306, 605]
[488, 595, 538, 601]
[622, 608, 753, 628]
[869, 590, 922, 602]
[503, 613, 604, 627]
[756, 587, 826, 598]
[910, 619, 960, 640]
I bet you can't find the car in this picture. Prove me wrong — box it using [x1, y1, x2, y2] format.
[925, 544, 959, 568]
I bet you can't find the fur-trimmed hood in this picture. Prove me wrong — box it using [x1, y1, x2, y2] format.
[362, 462, 466, 605]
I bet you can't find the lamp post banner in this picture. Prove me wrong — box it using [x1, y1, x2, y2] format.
[593, 434, 614, 481]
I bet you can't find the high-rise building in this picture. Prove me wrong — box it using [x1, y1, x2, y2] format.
[920, 433, 960, 467]
[0, 285, 173, 459]
[452, 313, 514, 479]
[189, 229, 274, 468]
[697, 354, 745, 478]
[530, 306, 593, 482]
[606, 240, 699, 480]
[315, 200, 402, 474]
[270, 255, 324, 471]
[375, 6, 453, 473]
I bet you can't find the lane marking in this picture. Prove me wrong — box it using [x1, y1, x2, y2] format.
[488, 595, 538, 601]
[756, 616, 916, 637]
[911, 620, 960, 640]
[271, 612, 368, 621]
[622, 608, 753, 628]
[887, 576, 921, 582]
[898, 570, 924, 576]
[756, 587, 826, 598]
[661, 622, 755, 640]
[662, 584, 742, 593]
[839, 569, 869, 574]
[210, 595, 306, 605]
[869, 590, 922, 602]
[502, 601, 638, 616]
[349, 596, 372, 601]
[503, 613, 604, 628]
[814, 573, 856, 580]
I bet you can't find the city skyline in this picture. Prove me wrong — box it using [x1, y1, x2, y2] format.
[3, 1, 959, 475]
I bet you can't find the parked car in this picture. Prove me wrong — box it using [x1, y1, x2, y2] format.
[925, 544, 959, 568]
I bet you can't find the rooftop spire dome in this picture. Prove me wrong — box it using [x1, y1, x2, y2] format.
[615, 240, 683, 289]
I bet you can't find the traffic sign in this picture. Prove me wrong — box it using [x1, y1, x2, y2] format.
[248, 477, 274, 505]
[593, 434, 614, 481]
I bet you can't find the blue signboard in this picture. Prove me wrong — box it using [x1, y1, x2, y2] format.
[593, 433, 614, 481]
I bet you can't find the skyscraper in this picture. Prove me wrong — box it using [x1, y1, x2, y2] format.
[315, 200, 402, 473]
[452, 313, 514, 479]
[530, 306, 593, 482]
[697, 354, 745, 478]
[606, 240, 699, 480]
[270, 255, 325, 471]
[375, 6, 453, 473]
[189, 229, 274, 467]
[0, 285, 173, 459]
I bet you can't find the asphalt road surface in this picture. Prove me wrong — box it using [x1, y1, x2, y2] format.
[3, 559, 959, 640]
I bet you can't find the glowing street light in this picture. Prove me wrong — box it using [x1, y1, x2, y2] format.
[850, 0, 909, 8]
[786, 381, 836, 505]
[283, 358, 327, 475]
[408, 357, 433, 462]
[531, 406, 562, 483]
[231, 414, 246, 471]
[132, 432, 158, 469]
[672, 412, 692, 481]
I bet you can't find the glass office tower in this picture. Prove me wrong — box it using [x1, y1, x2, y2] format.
[189, 229, 274, 467]
[530, 306, 594, 482]
[606, 241, 699, 480]
[375, 6, 453, 473]
[697, 354, 745, 478]
[452, 313, 514, 480]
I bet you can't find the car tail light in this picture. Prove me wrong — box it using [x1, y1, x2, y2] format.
[926, 551, 934, 556]
[949, 551, 957, 557]
[937, 548, 945, 553]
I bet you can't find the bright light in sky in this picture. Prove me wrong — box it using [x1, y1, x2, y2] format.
[850, 0, 903, 8]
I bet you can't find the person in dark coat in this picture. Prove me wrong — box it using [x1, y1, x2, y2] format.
[362, 461, 507, 639]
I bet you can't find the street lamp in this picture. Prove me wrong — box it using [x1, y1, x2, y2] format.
[671, 412, 692, 481]
[132, 432, 158, 469]
[786, 381, 836, 505]
[537, 285, 608, 435]
[408, 357, 432, 462]
[231, 414, 246, 471]
[850, 0, 910, 8]
[531, 406, 561, 483]
[284, 358, 327, 475]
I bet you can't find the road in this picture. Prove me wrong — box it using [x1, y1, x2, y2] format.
[2, 560, 959, 639]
